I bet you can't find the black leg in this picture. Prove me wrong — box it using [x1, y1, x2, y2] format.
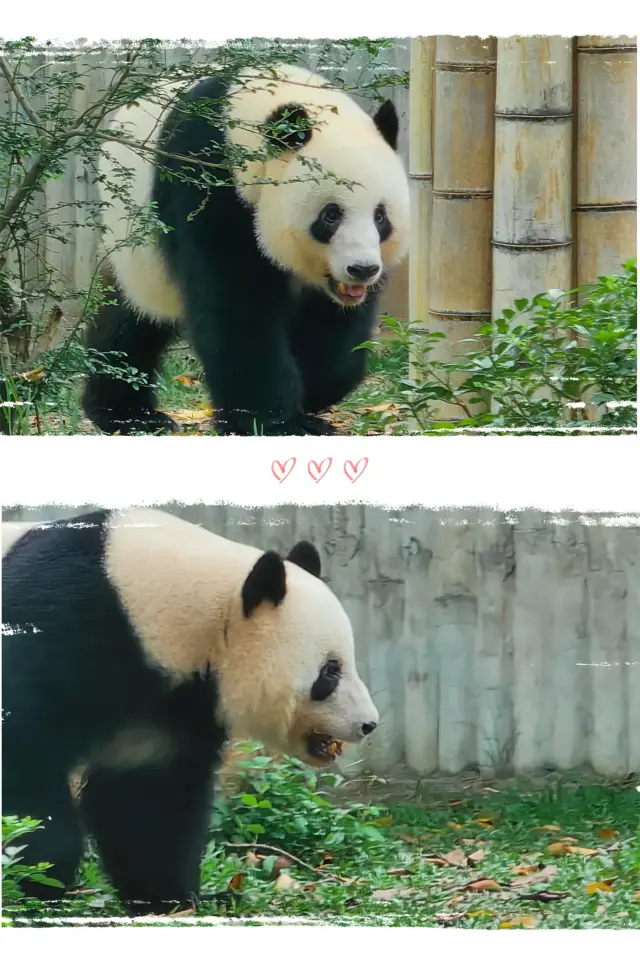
[289, 289, 376, 416]
[3, 776, 84, 905]
[83, 289, 178, 435]
[79, 753, 215, 916]
[178, 251, 332, 436]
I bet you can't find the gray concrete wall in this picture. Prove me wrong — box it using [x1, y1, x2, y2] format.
[4, 504, 639, 778]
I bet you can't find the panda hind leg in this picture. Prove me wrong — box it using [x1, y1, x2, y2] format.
[79, 753, 216, 916]
[83, 290, 178, 435]
[4, 776, 84, 909]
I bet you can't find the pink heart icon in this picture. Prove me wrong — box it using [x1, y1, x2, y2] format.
[271, 458, 296, 483]
[307, 458, 333, 483]
[344, 458, 369, 483]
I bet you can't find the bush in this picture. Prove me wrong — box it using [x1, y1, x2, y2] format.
[210, 742, 390, 864]
[356, 260, 637, 435]
[2, 815, 64, 921]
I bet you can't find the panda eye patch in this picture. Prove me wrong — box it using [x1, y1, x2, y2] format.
[311, 658, 342, 701]
[310, 204, 344, 244]
[322, 204, 343, 225]
[374, 203, 392, 242]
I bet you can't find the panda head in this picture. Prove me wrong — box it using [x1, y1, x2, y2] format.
[218, 540, 379, 766]
[229, 66, 410, 309]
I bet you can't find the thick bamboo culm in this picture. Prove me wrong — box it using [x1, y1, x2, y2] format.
[425, 37, 496, 418]
[575, 36, 637, 294]
[492, 37, 574, 319]
[408, 37, 434, 380]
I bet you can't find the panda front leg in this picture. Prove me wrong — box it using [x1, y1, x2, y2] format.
[184, 298, 335, 437]
[83, 288, 179, 435]
[290, 291, 375, 417]
[79, 753, 216, 916]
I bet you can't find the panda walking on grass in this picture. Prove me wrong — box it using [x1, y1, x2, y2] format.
[84, 62, 410, 436]
[2, 510, 379, 915]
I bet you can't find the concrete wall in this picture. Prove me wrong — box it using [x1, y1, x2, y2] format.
[3, 504, 639, 778]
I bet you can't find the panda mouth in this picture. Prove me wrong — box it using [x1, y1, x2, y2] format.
[306, 732, 346, 762]
[327, 277, 369, 307]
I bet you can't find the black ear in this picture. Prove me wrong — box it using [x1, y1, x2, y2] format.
[242, 551, 287, 618]
[287, 540, 321, 578]
[263, 103, 313, 152]
[373, 99, 399, 151]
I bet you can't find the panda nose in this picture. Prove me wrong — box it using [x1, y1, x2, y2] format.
[347, 263, 379, 282]
[361, 721, 377, 737]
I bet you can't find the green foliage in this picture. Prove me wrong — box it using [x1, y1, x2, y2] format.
[210, 743, 390, 862]
[2, 815, 64, 916]
[347, 261, 637, 435]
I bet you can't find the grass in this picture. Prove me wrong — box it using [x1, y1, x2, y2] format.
[4, 749, 639, 928]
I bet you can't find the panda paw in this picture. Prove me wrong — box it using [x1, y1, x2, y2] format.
[214, 412, 336, 437]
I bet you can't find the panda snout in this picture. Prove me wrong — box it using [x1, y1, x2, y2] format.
[346, 262, 380, 283]
[361, 721, 377, 737]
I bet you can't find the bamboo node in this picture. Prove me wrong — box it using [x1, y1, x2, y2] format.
[494, 111, 573, 121]
[574, 202, 637, 212]
[492, 239, 573, 251]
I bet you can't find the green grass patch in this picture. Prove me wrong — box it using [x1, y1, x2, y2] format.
[4, 749, 639, 928]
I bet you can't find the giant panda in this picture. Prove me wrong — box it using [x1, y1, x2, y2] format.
[2, 509, 378, 915]
[83, 61, 410, 436]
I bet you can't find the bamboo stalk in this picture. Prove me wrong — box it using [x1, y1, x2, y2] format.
[492, 37, 574, 318]
[426, 36, 496, 419]
[575, 36, 637, 292]
[408, 37, 435, 376]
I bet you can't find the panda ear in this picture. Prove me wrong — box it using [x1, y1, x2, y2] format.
[373, 99, 399, 151]
[263, 103, 313, 152]
[287, 540, 321, 578]
[242, 551, 287, 618]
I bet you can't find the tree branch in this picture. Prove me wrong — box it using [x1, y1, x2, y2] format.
[0, 54, 48, 135]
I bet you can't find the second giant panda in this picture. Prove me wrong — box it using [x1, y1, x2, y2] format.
[2, 509, 378, 915]
[83, 61, 410, 436]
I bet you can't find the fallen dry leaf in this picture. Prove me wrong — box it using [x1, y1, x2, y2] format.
[465, 879, 502, 893]
[510, 865, 558, 888]
[228, 873, 245, 891]
[449, 800, 465, 807]
[274, 873, 300, 891]
[512, 864, 539, 876]
[586, 881, 615, 895]
[170, 907, 197, 918]
[171, 374, 201, 387]
[632, 891, 640, 903]
[270, 856, 294, 879]
[245, 851, 261, 867]
[371, 887, 415, 901]
[546, 841, 593, 856]
[442, 849, 468, 868]
[533, 824, 562, 832]
[468, 849, 486, 865]
[447, 821, 463, 831]
[398, 833, 419, 843]
[424, 856, 448, 868]
[387, 867, 412, 877]
[436, 911, 467, 925]
[499, 916, 537, 929]
[375, 817, 393, 828]
[598, 828, 618, 840]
